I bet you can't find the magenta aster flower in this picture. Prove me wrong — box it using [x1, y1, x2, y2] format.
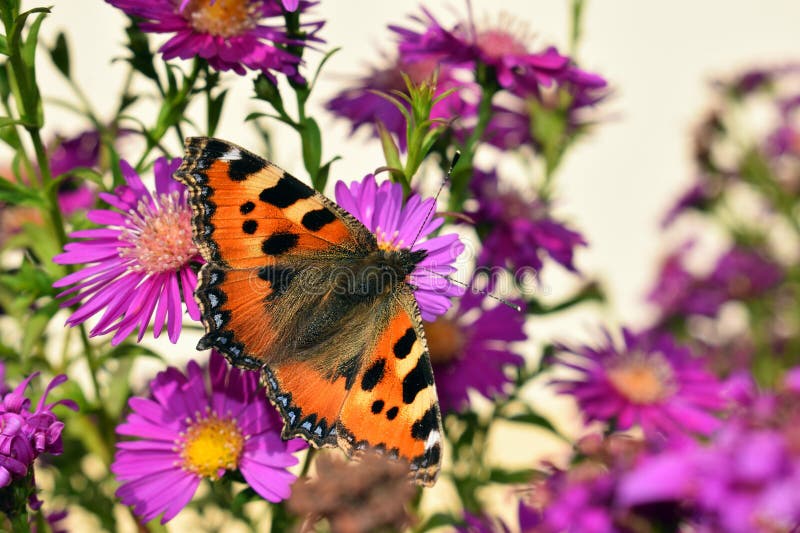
[424, 288, 526, 413]
[553, 329, 724, 439]
[0, 371, 77, 487]
[48, 130, 102, 215]
[106, 0, 323, 82]
[53, 157, 201, 345]
[334, 174, 465, 320]
[326, 55, 478, 149]
[112, 351, 306, 524]
[470, 169, 586, 273]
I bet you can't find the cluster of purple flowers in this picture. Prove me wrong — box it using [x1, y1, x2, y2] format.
[328, 6, 608, 151]
[0, 363, 76, 489]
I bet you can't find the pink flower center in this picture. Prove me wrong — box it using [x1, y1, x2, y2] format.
[119, 191, 197, 274]
[606, 352, 676, 405]
[183, 0, 261, 38]
[475, 29, 528, 61]
[178, 411, 244, 479]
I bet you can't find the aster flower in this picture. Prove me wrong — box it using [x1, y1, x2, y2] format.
[620, 416, 800, 532]
[334, 174, 465, 320]
[0, 371, 77, 488]
[48, 130, 102, 215]
[53, 157, 201, 345]
[107, 0, 323, 82]
[470, 169, 586, 273]
[553, 329, 724, 439]
[326, 55, 478, 149]
[424, 288, 526, 413]
[112, 351, 305, 524]
[287, 450, 416, 533]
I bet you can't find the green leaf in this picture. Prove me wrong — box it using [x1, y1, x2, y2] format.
[207, 88, 227, 136]
[20, 299, 58, 357]
[417, 513, 461, 532]
[0, 259, 54, 295]
[0, 34, 8, 55]
[315, 156, 341, 193]
[503, 411, 563, 437]
[124, 20, 158, 82]
[0, 116, 30, 128]
[21, 11, 47, 68]
[49, 31, 69, 77]
[488, 467, 538, 484]
[253, 73, 285, 114]
[301, 117, 322, 181]
[308, 46, 341, 93]
[0, 175, 44, 206]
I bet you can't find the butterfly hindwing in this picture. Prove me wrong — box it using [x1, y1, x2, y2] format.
[174, 137, 370, 269]
[335, 289, 443, 486]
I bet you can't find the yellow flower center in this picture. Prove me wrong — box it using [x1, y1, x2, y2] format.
[424, 318, 465, 365]
[178, 412, 244, 479]
[606, 352, 675, 405]
[375, 226, 404, 251]
[120, 191, 198, 274]
[183, 0, 261, 38]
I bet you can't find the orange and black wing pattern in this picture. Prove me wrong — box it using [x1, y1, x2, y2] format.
[262, 289, 443, 485]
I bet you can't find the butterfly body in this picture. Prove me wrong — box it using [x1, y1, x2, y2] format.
[175, 137, 444, 485]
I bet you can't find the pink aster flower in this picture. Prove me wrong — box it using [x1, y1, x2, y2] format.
[553, 329, 725, 439]
[424, 288, 526, 413]
[326, 55, 478, 150]
[0, 370, 77, 488]
[53, 157, 201, 345]
[334, 174, 465, 320]
[107, 0, 323, 82]
[112, 351, 306, 524]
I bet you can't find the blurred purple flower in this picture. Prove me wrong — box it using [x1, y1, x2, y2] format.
[106, 0, 323, 83]
[335, 174, 465, 320]
[620, 421, 800, 533]
[31, 509, 69, 533]
[112, 351, 305, 524]
[456, 511, 510, 533]
[48, 130, 102, 215]
[660, 181, 717, 227]
[0, 370, 77, 487]
[647, 244, 782, 321]
[53, 158, 201, 345]
[553, 329, 724, 439]
[326, 56, 478, 150]
[470, 169, 586, 273]
[425, 288, 526, 413]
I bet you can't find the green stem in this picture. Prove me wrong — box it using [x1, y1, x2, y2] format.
[299, 447, 316, 478]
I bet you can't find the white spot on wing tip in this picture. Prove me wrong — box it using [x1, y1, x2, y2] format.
[425, 429, 441, 450]
[223, 148, 241, 161]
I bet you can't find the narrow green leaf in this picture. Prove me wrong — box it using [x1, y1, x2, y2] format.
[315, 156, 341, 193]
[0, 34, 8, 55]
[207, 88, 227, 136]
[488, 467, 538, 484]
[301, 117, 322, 180]
[21, 11, 47, 68]
[0, 175, 44, 206]
[49, 31, 69, 77]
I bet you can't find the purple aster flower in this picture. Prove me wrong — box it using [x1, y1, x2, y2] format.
[31, 509, 69, 533]
[423, 288, 525, 413]
[456, 511, 510, 533]
[553, 329, 724, 439]
[660, 180, 718, 227]
[112, 351, 306, 524]
[48, 130, 102, 216]
[107, 0, 323, 83]
[334, 174, 465, 320]
[326, 56, 478, 150]
[0, 371, 77, 487]
[708, 246, 783, 300]
[620, 420, 800, 533]
[53, 157, 202, 345]
[470, 169, 586, 273]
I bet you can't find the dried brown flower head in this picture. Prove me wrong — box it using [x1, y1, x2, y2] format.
[288, 450, 417, 533]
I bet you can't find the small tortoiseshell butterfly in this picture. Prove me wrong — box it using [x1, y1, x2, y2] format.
[174, 137, 447, 485]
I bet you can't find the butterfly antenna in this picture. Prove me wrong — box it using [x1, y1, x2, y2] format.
[419, 267, 523, 313]
[409, 151, 461, 250]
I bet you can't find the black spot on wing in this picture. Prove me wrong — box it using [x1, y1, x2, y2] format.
[301, 208, 336, 231]
[239, 201, 255, 214]
[261, 232, 298, 255]
[411, 405, 439, 441]
[371, 399, 384, 414]
[385, 406, 399, 420]
[361, 358, 386, 391]
[402, 356, 434, 404]
[259, 176, 314, 208]
[258, 265, 295, 298]
[242, 220, 258, 234]
[203, 139, 229, 157]
[393, 327, 416, 359]
[228, 153, 266, 181]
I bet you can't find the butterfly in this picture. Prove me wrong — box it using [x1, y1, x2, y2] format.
[174, 137, 445, 486]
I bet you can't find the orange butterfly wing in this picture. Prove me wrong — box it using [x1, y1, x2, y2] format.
[176, 137, 443, 485]
[263, 290, 443, 486]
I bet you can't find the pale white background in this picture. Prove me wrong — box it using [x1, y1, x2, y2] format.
[17, 1, 800, 529]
